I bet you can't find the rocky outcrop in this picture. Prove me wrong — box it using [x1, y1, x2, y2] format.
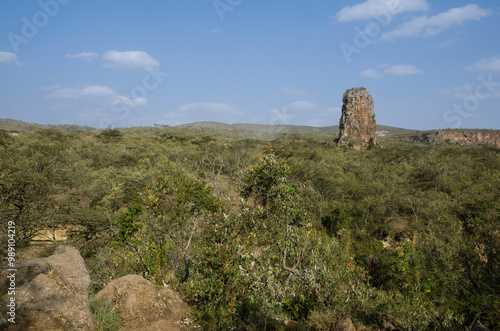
[337, 88, 377, 150]
[438, 130, 500, 147]
[391, 130, 500, 147]
[97, 275, 192, 331]
[0, 246, 95, 330]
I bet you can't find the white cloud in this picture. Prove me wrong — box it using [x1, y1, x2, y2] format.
[361, 69, 381, 78]
[162, 102, 243, 125]
[439, 84, 473, 99]
[384, 64, 423, 75]
[111, 95, 148, 107]
[281, 87, 308, 96]
[66, 52, 99, 61]
[305, 107, 342, 127]
[48, 85, 148, 108]
[49, 85, 116, 99]
[362, 64, 423, 77]
[0, 51, 20, 65]
[178, 102, 241, 115]
[335, 0, 428, 22]
[286, 100, 318, 111]
[39, 84, 62, 92]
[102, 50, 159, 70]
[270, 100, 319, 125]
[439, 82, 500, 99]
[269, 101, 341, 127]
[465, 56, 500, 72]
[381, 5, 491, 40]
[436, 38, 458, 48]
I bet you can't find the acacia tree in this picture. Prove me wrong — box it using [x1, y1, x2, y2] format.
[241, 149, 297, 221]
[0, 131, 71, 248]
[115, 163, 222, 284]
[241, 150, 322, 298]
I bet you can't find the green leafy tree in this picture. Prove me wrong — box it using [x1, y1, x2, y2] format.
[119, 163, 222, 284]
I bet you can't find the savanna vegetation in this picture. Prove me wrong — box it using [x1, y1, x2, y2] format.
[0, 125, 499, 330]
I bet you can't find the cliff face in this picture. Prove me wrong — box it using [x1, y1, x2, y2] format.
[337, 88, 377, 150]
[438, 130, 500, 147]
[392, 130, 500, 147]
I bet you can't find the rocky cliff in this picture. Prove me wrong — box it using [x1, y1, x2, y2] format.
[337, 88, 377, 150]
[392, 130, 500, 147]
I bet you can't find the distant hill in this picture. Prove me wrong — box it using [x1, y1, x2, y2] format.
[0, 118, 95, 133]
[176, 121, 417, 140]
[0, 118, 416, 140]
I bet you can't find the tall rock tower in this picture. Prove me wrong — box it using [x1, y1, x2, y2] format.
[337, 87, 376, 150]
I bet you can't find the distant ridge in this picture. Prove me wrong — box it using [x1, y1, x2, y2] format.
[176, 121, 417, 139]
[0, 118, 95, 133]
[0, 118, 415, 140]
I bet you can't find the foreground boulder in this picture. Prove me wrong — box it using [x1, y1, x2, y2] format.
[0, 245, 94, 330]
[337, 88, 377, 150]
[97, 275, 192, 331]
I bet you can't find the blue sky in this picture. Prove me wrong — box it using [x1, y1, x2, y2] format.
[0, 0, 499, 130]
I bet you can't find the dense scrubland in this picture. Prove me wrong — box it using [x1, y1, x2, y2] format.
[0, 125, 499, 330]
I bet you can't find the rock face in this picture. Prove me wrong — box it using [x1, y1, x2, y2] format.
[391, 130, 500, 147]
[0, 246, 95, 330]
[337, 88, 377, 150]
[438, 130, 500, 147]
[97, 275, 191, 331]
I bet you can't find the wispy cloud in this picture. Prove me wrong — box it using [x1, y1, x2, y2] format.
[66, 52, 99, 61]
[270, 100, 320, 125]
[48, 85, 148, 108]
[361, 69, 381, 78]
[436, 38, 458, 48]
[49, 85, 116, 98]
[178, 102, 241, 115]
[465, 56, 500, 72]
[102, 50, 159, 70]
[381, 4, 491, 40]
[439, 81, 500, 99]
[0, 51, 20, 65]
[438, 84, 472, 99]
[161, 102, 242, 125]
[334, 0, 428, 22]
[285, 100, 318, 111]
[362, 64, 423, 77]
[385, 64, 424, 75]
[281, 87, 307, 96]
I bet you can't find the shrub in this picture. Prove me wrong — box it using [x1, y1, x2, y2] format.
[89, 296, 121, 331]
